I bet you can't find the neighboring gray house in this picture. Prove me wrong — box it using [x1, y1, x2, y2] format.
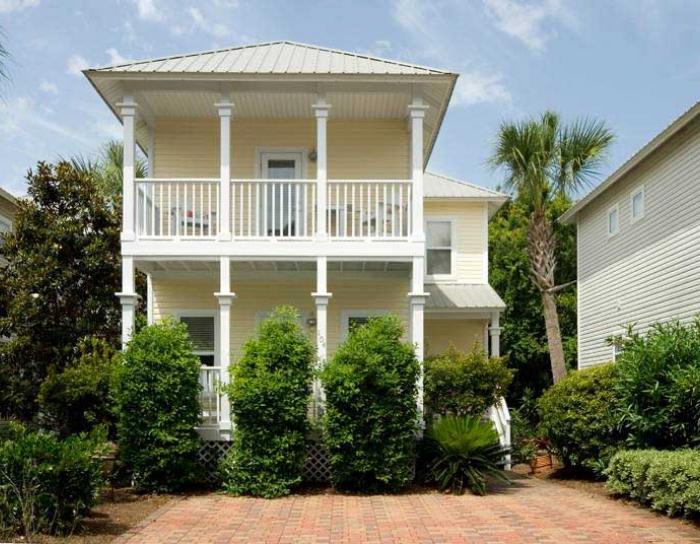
[560, 100, 700, 368]
[0, 187, 17, 266]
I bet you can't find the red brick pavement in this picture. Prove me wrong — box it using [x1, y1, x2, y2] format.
[114, 477, 700, 543]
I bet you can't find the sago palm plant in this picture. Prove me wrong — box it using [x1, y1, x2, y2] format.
[490, 112, 613, 383]
[426, 415, 510, 496]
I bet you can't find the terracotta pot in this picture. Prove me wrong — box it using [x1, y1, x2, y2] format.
[529, 451, 554, 474]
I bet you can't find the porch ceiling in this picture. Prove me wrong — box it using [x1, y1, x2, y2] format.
[137, 259, 411, 274]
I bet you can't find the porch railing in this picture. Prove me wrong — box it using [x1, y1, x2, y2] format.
[135, 178, 413, 241]
[199, 366, 221, 427]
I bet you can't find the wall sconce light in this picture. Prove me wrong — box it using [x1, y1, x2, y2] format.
[307, 317, 317, 327]
[308, 149, 317, 162]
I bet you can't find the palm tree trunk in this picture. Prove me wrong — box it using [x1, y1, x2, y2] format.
[528, 208, 568, 383]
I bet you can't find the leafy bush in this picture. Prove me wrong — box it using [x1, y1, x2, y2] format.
[425, 415, 509, 495]
[538, 364, 623, 473]
[0, 424, 105, 536]
[220, 306, 314, 498]
[424, 345, 512, 419]
[38, 337, 119, 437]
[614, 319, 700, 449]
[112, 319, 202, 492]
[606, 449, 700, 518]
[322, 315, 418, 492]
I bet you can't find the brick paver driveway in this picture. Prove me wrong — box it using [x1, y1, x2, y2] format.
[115, 476, 700, 543]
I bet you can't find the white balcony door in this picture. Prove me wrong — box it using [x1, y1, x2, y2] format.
[260, 151, 303, 236]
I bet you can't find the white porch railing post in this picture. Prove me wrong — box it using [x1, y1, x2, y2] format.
[215, 256, 235, 440]
[116, 255, 138, 349]
[408, 97, 428, 242]
[312, 97, 330, 241]
[147, 124, 155, 177]
[408, 255, 429, 426]
[216, 98, 234, 241]
[489, 311, 501, 358]
[311, 256, 332, 418]
[118, 95, 137, 242]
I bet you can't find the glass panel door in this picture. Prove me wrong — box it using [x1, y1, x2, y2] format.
[261, 152, 302, 236]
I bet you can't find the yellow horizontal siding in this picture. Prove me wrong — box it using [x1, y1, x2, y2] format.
[424, 319, 487, 357]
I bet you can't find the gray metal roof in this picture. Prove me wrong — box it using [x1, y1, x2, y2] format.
[424, 171, 507, 200]
[425, 283, 506, 311]
[91, 41, 454, 76]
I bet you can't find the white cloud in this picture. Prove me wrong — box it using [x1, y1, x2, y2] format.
[484, 0, 574, 52]
[131, 0, 163, 21]
[0, 0, 39, 13]
[362, 40, 392, 58]
[188, 6, 230, 38]
[106, 47, 128, 65]
[391, 0, 448, 59]
[452, 71, 512, 106]
[39, 80, 58, 94]
[65, 54, 89, 75]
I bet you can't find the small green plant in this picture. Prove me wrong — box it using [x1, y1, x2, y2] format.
[220, 306, 314, 498]
[38, 337, 119, 437]
[424, 345, 512, 419]
[0, 423, 106, 536]
[606, 449, 700, 518]
[112, 319, 202, 492]
[538, 364, 623, 474]
[322, 315, 418, 493]
[426, 415, 509, 496]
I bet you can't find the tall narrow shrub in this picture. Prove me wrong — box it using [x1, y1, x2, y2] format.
[322, 315, 419, 492]
[220, 306, 314, 498]
[112, 320, 202, 491]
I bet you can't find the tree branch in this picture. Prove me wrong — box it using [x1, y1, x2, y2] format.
[547, 280, 577, 294]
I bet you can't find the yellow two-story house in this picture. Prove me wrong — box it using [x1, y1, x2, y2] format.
[84, 41, 507, 442]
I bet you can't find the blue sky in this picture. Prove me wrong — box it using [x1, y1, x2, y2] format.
[1, 0, 700, 196]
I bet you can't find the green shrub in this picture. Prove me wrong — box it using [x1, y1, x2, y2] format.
[614, 319, 700, 449]
[0, 424, 105, 535]
[38, 337, 119, 437]
[220, 306, 314, 498]
[112, 319, 202, 492]
[538, 364, 622, 473]
[322, 315, 419, 492]
[426, 415, 509, 496]
[606, 449, 700, 518]
[424, 345, 512, 419]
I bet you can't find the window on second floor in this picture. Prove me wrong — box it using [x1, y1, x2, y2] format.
[630, 187, 645, 223]
[607, 205, 620, 236]
[426, 220, 453, 277]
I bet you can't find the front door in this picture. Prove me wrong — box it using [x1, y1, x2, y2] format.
[260, 152, 303, 236]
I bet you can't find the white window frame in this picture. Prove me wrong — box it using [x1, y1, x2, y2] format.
[630, 186, 645, 224]
[340, 309, 388, 340]
[254, 147, 309, 179]
[607, 203, 620, 237]
[174, 310, 218, 367]
[425, 218, 457, 282]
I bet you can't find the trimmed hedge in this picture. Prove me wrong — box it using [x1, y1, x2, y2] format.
[112, 319, 202, 492]
[220, 306, 314, 498]
[424, 346, 512, 419]
[0, 423, 105, 535]
[538, 364, 623, 473]
[322, 315, 419, 492]
[606, 449, 700, 518]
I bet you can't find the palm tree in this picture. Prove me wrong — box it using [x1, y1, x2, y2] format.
[1, 30, 10, 92]
[490, 111, 613, 383]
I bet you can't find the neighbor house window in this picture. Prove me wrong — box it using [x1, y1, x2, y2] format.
[607, 205, 620, 236]
[179, 315, 216, 367]
[426, 220, 453, 276]
[631, 187, 645, 223]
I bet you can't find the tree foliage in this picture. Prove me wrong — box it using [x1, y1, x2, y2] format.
[0, 162, 121, 420]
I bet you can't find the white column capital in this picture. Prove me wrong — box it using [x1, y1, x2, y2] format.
[214, 292, 236, 306]
[311, 292, 333, 305]
[407, 292, 429, 305]
[312, 97, 331, 117]
[116, 292, 140, 305]
[215, 101, 235, 117]
[117, 96, 138, 117]
[407, 97, 428, 118]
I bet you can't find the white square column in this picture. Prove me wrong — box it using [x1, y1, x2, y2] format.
[408, 97, 428, 242]
[216, 98, 234, 241]
[408, 255, 429, 423]
[311, 256, 332, 417]
[116, 255, 138, 349]
[117, 96, 137, 242]
[489, 311, 501, 358]
[215, 256, 235, 439]
[312, 97, 330, 241]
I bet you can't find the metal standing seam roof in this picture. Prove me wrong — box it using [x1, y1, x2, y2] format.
[425, 283, 506, 310]
[90, 40, 455, 76]
[424, 171, 508, 200]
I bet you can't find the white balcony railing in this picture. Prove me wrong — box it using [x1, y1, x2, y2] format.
[199, 365, 221, 427]
[135, 178, 413, 241]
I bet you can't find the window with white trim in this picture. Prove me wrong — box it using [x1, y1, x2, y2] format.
[341, 310, 387, 340]
[607, 205, 620, 236]
[631, 187, 645, 223]
[426, 220, 453, 276]
[179, 315, 216, 367]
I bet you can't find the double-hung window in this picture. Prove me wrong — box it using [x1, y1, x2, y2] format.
[630, 187, 645, 223]
[426, 220, 454, 277]
[179, 315, 216, 367]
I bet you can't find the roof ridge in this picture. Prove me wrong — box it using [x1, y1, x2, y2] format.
[425, 170, 507, 197]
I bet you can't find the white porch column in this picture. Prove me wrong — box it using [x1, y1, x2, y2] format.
[147, 124, 155, 177]
[116, 255, 138, 349]
[408, 97, 428, 242]
[489, 311, 502, 358]
[311, 256, 332, 417]
[215, 256, 235, 439]
[216, 98, 234, 241]
[118, 96, 137, 241]
[408, 255, 429, 423]
[312, 97, 330, 240]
